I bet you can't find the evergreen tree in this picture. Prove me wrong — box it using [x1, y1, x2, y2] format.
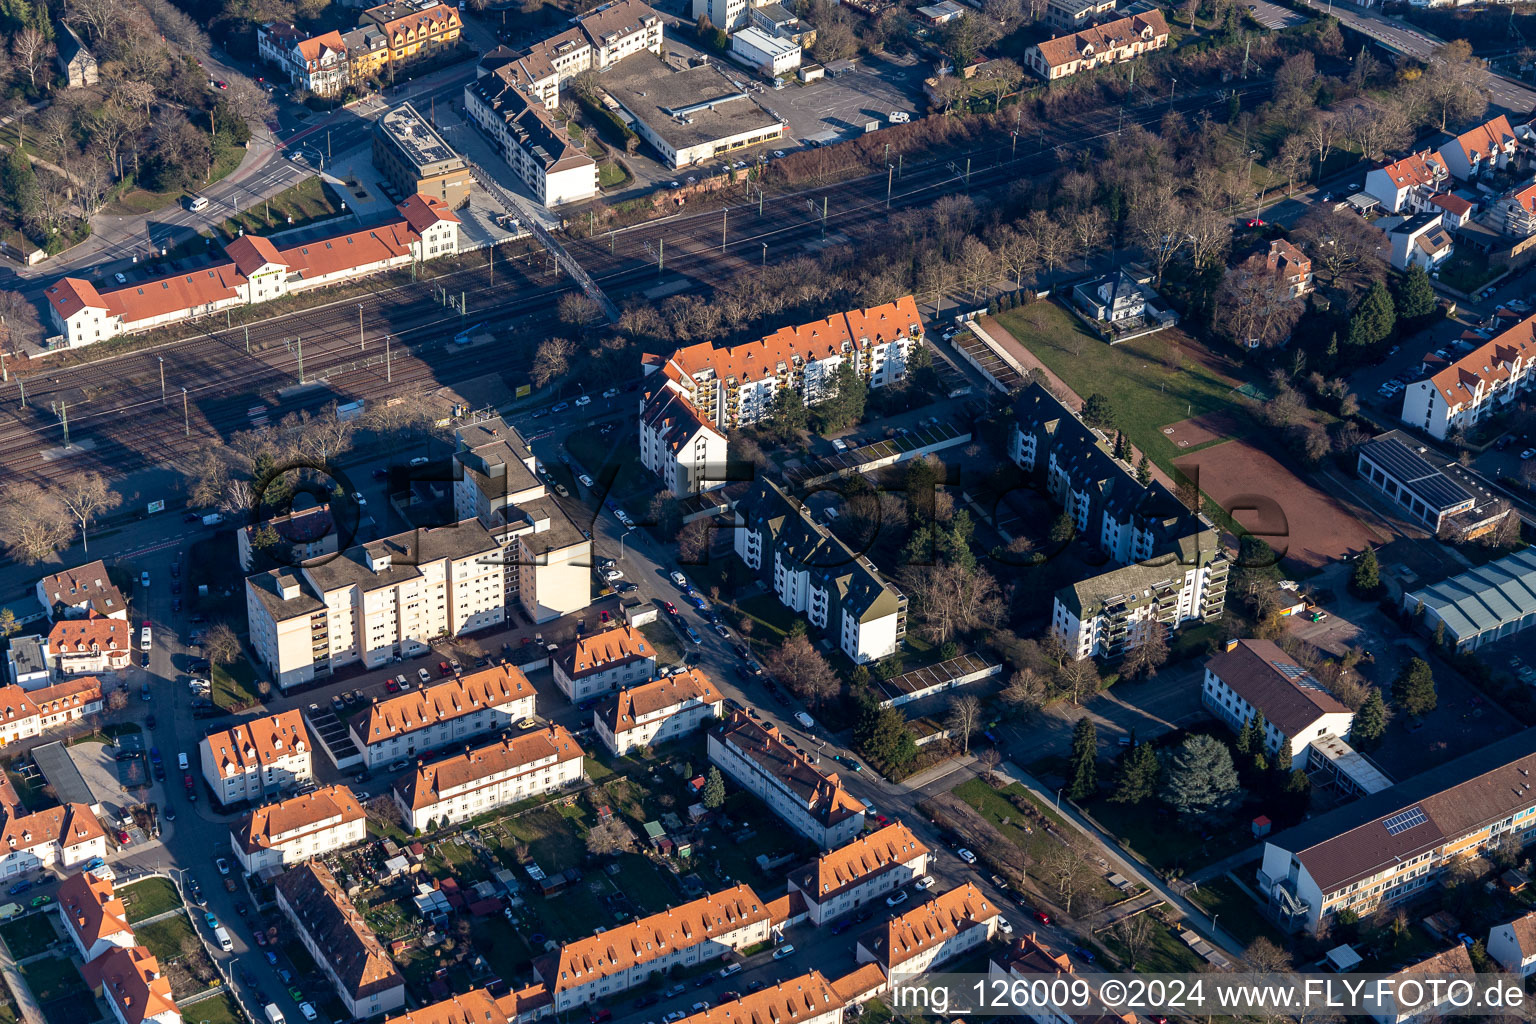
[702, 767, 726, 809]
[1353, 689, 1387, 749]
[1326, 333, 1338, 360]
[1346, 280, 1396, 350]
[1392, 658, 1438, 718]
[1235, 715, 1256, 756]
[1351, 547, 1380, 595]
[1433, 620, 1446, 649]
[1068, 716, 1098, 800]
[1111, 741, 1158, 804]
[1273, 742, 1292, 774]
[1136, 453, 1151, 486]
[1049, 511, 1076, 544]
[1251, 710, 1268, 756]
[1160, 735, 1242, 820]
[1393, 264, 1437, 321]
[1081, 393, 1116, 430]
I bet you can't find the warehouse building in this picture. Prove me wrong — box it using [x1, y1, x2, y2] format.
[601, 52, 785, 168]
[1402, 548, 1536, 652]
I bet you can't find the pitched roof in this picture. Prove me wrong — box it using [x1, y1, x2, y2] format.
[27, 676, 104, 718]
[1031, 10, 1168, 70]
[641, 386, 723, 456]
[1500, 911, 1536, 957]
[1377, 150, 1447, 189]
[470, 71, 593, 173]
[397, 193, 459, 234]
[358, 665, 534, 746]
[1, 801, 107, 854]
[857, 881, 997, 968]
[397, 725, 585, 811]
[58, 871, 133, 950]
[234, 784, 365, 854]
[225, 235, 287, 276]
[672, 971, 842, 1024]
[1205, 639, 1351, 737]
[1404, 548, 1536, 640]
[712, 713, 865, 827]
[80, 945, 178, 1024]
[37, 561, 126, 618]
[296, 29, 346, 64]
[48, 613, 134, 657]
[790, 821, 929, 902]
[557, 625, 653, 680]
[1392, 944, 1474, 978]
[1421, 314, 1536, 408]
[274, 860, 402, 999]
[1429, 193, 1473, 216]
[203, 710, 310, 779]
[599, 670, 720, 737]
[383, 989, 520, 1024]
[538, 884, 770, 991]
[577, 0, 659, 47]
[1447, 115, 1517, 164]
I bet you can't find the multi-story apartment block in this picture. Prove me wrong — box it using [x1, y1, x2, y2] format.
[536, 884, 773, 1010]
[1052, 543, 1228, 660]
[0, 801, 108, 878]
[372, 102, 472, 208]
[1044, 0, 1116, 31]
[693, 0, 747, 30]
[57, 871, 135, 963]
[81, 945, 181, 1024]
[200, 711, 314, 808]
[733, 479, 906, 664]
[1202, 640, 1355, 770]
[464, 69, 598, 207]
[1491, 182, 1536, 239]
[0, 678, 103, 745]
[36, 561, 127, 621]
[708, 713, 865, 849]
[1437, 115, 1519, 181]
[361, 0, 462, 66]
[258, 22, 351, 97]
[1023, 11, 1168, 80]
[232, 784, 368, 875]
[1259, 731, 1536, 936]
[237, 504, 339, 573]
[855, 882, 999, 975]
[786, 822, 930, 925]
[1266, 239, 1313, 297]
[637, 385, 729, 496]
[674, 973, 847, 1024]
[342, 25, 391, 84]
[1363, 150, 1450, 214]
[552, 625, 656, 703]
[1401, 314, 1536, 440]
[642, 297, 920, 433]
[245, 519, 507, 691]
[593, 669, 721, 756]
[394, 724, 585, 829]
[452, 417, 593, 625]
[275, 860, 406, 1020]
[349, 665, 537, 769]
[48, 614, 134, 676]
[378, 987, 556, 1024]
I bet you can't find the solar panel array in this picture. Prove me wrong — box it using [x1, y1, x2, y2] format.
[1382, 806, 1428, 835]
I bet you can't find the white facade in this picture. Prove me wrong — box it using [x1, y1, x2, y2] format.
[1400, 318, 1536, 441]
[1389, 214, 1453, 272]
[693, 0, 747, 29]
[200, 713, 315, 807]
[232, 786, 368, 874]
[708, 717, 865, 850]
[1488, 915, 1536, 976]
[855, 882, 999, 975]
[593, 671, 721, 756]
[638, 386, 729, 496]
[350, 667, 537, 769]
[1363, 152, 1449, 215]
[394, 726, 585, 830]
[788, 824, 930, 925]
[731, 27, 801, 77]
[1200, 665, 1354, 771]
[0, 805, 107, 879]
[552, 626, 656, 702]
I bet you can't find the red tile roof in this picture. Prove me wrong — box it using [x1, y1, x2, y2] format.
[1378, 150, 1446, 189]
[59, 871, 133, 951]
[1448, 115, 1516, 164]
[1426, 314, 1536, 407]
[80, 946, 177, 1024]
[1032, 11, 1168, 70]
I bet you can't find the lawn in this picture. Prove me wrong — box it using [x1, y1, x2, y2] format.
[735, 593, 800, 642]
[598, 161, 631, 189]
[105, 146, 246, 216]
[1099, 919, 1209, 973]
[18, 955, 84, 1001]
[952, 777, 1071, 864]
[0, 915, 58, 958]
[992, 303, 1251, 474]
[180, 992, 242, 1024]
[135, 914, 196, 963]
[119, 877, 182, 923]
[639, 622, 685, 666]
[212, 657, 262, 711]
[1081, 796, 1251, 875]
[469, 914, 537, 979]
[1188, 874, 1285, 948]
[494, 806, 588, 873]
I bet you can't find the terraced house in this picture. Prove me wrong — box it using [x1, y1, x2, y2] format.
[855, 882, 999, 975]
[275, 860, 406, 1019]
[349, 665, 538, 769]
[1023, 10, 1168, 80]
[200, 710, 314, 808]
[361, 0, 461, 68]
[232, 784, 368, 874]
[0, 798, 108, 878]
[1401, 313, 1536, 440]
[593, 669, 722, 756]
[0, 678, 104, 743]
[394, 724, 586, 829]
[536, 883, 773, 1010]
[57, 870, 135, 962]
[733, 479, 906, 664]
[786, 821, 930, 925]
[673, 972, 848, 1024]
[709, 713, 866, 849]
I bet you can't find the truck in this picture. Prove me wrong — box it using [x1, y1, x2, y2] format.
[201, 513, 224, 526]
[794, 711, 816, 730]
[264, 1005, 286, 1024]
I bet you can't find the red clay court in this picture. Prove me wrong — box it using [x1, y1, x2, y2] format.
[1160, 411, 1244, 450]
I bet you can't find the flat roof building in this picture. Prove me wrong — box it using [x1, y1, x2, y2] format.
[373, 101, 471, 208]
[601, 51, 785, 168]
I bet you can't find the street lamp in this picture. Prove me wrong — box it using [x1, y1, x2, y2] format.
[158, 356, 166, 405]
[619, 527, 634, 560]
[182, 387, 189, 437]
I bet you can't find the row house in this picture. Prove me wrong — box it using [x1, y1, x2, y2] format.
[1400, 313, 1536, 440]
[47, 196, 458, 348]
[1023, 11, 1168, 80]
[36, 561, 127, 622]
[49, 614, 134, 676]
[1437, 114, 1519, 181]
[349, 665, 537, 769]
[463, 69, 598, 207]
[0, 678, 104, 746]
[57, 870, 136, 963]
[733, 479, 906, 664]
[232, 784, 368, 875]
[1258, 731, 1536, 937]
[674, 972, 847, 1024]
[275, 860, 406, 1020]
[245, 518, 505, 692]
[536, 884, 772, 1011]
[708, 713, 865, 850]
[0, 802, 108, 878]
[451, 417, 594, 626]
[1202, 640, 1355, 771]
[553, 625, 656, 703]
[637, 384, 729, 496]
[1363, 151, 1450, 214]
[593, 669, 722, 756]
[393, 724, 586, 830]
[786, 821, 930, 925]
[361, 0, 462, 67]
[379, 988, 555, 1024]
[259, 1, 460, 95]
[199, 710, 314, 808]
[81, 945, 181, 1024]
[855, 882, 999, 976]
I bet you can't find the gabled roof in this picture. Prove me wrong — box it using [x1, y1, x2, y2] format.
[557, 625, 653, 680]
[1205, 639, 1350, 738]
[58, 871, 133, 950]
[1428, 193, 1473, 217]
[599, 670, 720, 737]
[397, 193, 459, 234]
[358, 665, 535, 745]
[1421, 314, 1536, 407]
[672, 971, 841, 1024]
[383, 988, 522, 1024]
[1031, 10, 1168, 69]
[790, 821, 929, 902]
[641, 386, 723, 456]
[712, 713, 865, 826]
[225, 235, 287, 277]
[274, 860, 402, 999]
[234, 784, 364, 854]
[396, 725, 584, 810]
[1499, 911, 1536, 958]
[296, 29, 346, 64]
[203, 710, 310, 778]
[1376, 150, 1446, 189]
[577, 0, 659, 48]
[80, 945, 178, 1024]
[1446, 115, 1517, 164]
[44, 277, 108, 319]
[857, 881, 997, 968]
[37, 560, 126, 618]
[0, 801, 107, 854]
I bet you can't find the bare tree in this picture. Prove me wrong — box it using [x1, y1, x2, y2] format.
[1185, 207, 1232, 273]
[1120, 620, 1169, 679]
[1042, 840, 1096, 914]
[365, 794, 403, 829]
[946, 694, 983, 755]
[585, 818, 633, 856]
[1000, 668, 1048, 720]
[765, 634, 840, 707]
[958, 237, 994, 301]
[1071, 207, 1109, 261]
[203, 623, 240, 669]
[106, 689, 129, 713]
[903, 563, 1005, 645]
[531, 336, 575, 388]
[1025, 209, 1071, 275]
[56, 472, 122, 555]
[1130, 193, 1189, 286]
[1293, 207, 1383, 283]
[1057, 657, 1101, 704]
[1420, 40, 1488, 131]
[1303, 111, 1339, 181]
[1114, 913, 1155, 969]
[1243, 937, 1294, 973]
[0, 483, 71, 564]
[995, 226, 1040, 289]
[1213, 255, 1304, 351]
[976, 748, 1001, 783]
[67, 0, 130, 42]
[10, 28, 54, 90]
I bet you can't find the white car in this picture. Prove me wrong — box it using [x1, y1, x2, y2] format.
[997, 916, 1013, 935]
[114, 272, 127, 284]
[602, 387, 620, 399]
[888, 111, 909, 123]
[915, 875, 936, 890]
[575, 395, 591, 406]
[1521, 448, 1536, 460]
[956, 848, 977, 864]
[352, 492, 367, 506]
[579, 474, 594, 488]
[885, 890, 909, 907]
[409, 456, 429, 466]
[772, 944, 796, 960]
[604, 569, 625, 581]
[670, 571, 689, 588]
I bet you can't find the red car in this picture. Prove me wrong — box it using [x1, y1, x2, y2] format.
[438, 661, 453, 677]
[664, 602, 677, 615]
[115, 830, 132, 845]
[386, 678, 400, 693]
[1033, 910, 1052, 925]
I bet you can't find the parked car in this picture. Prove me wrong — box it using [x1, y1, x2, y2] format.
[956, 848, 977, 864]
[885, 890, 909, 907]
[417, 668, 431, 684]
[772, 944, 797, 960]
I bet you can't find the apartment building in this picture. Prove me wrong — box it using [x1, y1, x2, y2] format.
[989, 933, 1138, 1024]
[708, 713, 865, 849]
[452, 417, 594, 625]
[1364, 150, 1450, 214]
[1491, 182, 1536, 239]
[237, 504, 339, 573]
[1044, 0, 1117, 31]
[258, 22, 350, 96]
[245, 519, 506, 691]
[6, 636, 48, 690]
[57, 871, 135, 963]
[1023, 11, 1168, 80]
[349, 665, 537, 769]
[0, 678, 103, 745]
[786, 821, 930, 925]
[200, 711, 314, 808]
[378, 988, 556, 1024]
[552, 625, 656, 703]
[1488, 912, 1536, 976]
[733, 479, 906, 665]
[1400, 313, 1536, 440]
[1202, 640, 1355, 770]
[232, 784, 368, 875]
[48, 614, 134, 676]
[1052, 545, 1228, 661]
[1258, 730, 1536, 936]
[1266, 239, 1313, 297]
[535, 884, 773, 1010]
[47, 196, 458, 348]
[394, 724, 586, 829]
[464, 69, 598, 207]
[361, 0, 462, 66]
[637, 385, 729, 496]
[642, 297, 920, 432]
[1366, 946, 1475, 1024]
[855, 882, 999, 975]
[81, 945, 181, 1024]
[593, 669, 721, 756]
[1437, 114, 1519, 181]
[372, 102, 471, 208]
[36, 561, 127, 621]
[0, 802, 108, 878]
[674, 973, 846, 1024]
[693, 0, 747, 30]
[275, 860, 406, 1020]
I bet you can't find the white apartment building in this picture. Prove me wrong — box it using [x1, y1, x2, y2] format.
[452, 417, 593, 625]
[1365, 947, 1476, 1024]
[200, 711, 314, 808]
[786, 822, 930, 925]
[537, 884, 773, 1011]
[693, 0, 747, 30]
[48, 615, 134, 676]
[1400, 314, 1536, 440]
[1489, 912, 1536, 976]
[1437, 115, 1519, 181]
[0, 678, 104, 746]
[731, 27, 801, 77]
[673, 973, 846, 1024]
[232, 784, 368, 875]
[855, 882, 999, 976]
[552, 625, 656, 703]
[464, 69, 598, 206]
[394, 724, 585, 829]
[36, 561, 128, 621]
[275, 860, 405, 1020]
[1201, 640, 1355, 770]
[708, 713, 865, 850]
[81, 945, 182, 1024]
[0, 802, 108, 879]
[57, 871, 136, 963]
[245, 519, 506, 691]
[349, 665, 537, 769]
[1363, 151, 1450, 214]
[593, 669, 721, 756]
[638, 385, 729, 496]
